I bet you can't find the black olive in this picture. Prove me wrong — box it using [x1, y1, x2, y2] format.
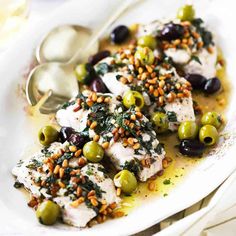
[158, 23, 184, 41]
[88, 50, 111, 65]
[68, 133, 87, 148]
[110, 25, 130, 44]
[203, 77, 221, 94]
[185, 73, 207, 90]
[90, 77, 109, 93]
[179, 139, 205, 157]
[59, 127, 75, 142]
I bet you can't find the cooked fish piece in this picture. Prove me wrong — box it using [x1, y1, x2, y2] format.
[95, 54, 195, 131]
[56, 92, 165, 181]
[138, 19, 217, 79]
[12, 142, 119, 227]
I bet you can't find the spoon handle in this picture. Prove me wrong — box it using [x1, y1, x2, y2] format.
[69, 0, 137, 64]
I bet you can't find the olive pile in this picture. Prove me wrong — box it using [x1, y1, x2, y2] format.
[178, 111, 222, 157]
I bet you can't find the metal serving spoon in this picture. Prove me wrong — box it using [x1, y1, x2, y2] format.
[26, 0, 136, 114]
[36, 25, 99, 64]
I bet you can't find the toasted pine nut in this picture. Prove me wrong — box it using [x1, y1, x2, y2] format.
[102, 142, 109, 149]
[74, 149, 82, 157]
[76, 187, 82, 197]
[59, 168, 64, 179]
[62, 159, 68, 168]
[53, 165, 60, 175]
[91, 198, 98, 207]
[148, 181, 156, 191]
[58, 181, 65, 188]
[93, 134, 100, 142]
[69, 145, 77, 152]
[116, 188, 121, 196]
[90, 121, 98, 129]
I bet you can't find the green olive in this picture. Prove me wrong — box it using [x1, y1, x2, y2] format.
[83, 141, 104, 162]
[134, 46, 155, 65]
[177, 4, 195, 21]
[75, 63, 94, 84]
[123, 90, 144, 109]
[36, 200, 60, 225]
[201, 112, 222, 129]
[151, 112, 169, 133]
[38, 126, 59, 146]
[178, 121, 199, 140]
[114, 170, 137, 194]
[137, 35, 157, 50]
[199, 125, 219, 146]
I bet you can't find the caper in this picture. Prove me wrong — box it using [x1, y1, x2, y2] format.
[177, 4, 195, 21]
[201, 112, 222, 129]
[38, 126, 59, 146]
[151, 112, 169, 133]
[83, 141, 104, 162]
[123, 90, 144, 109]
[134, 46, 155, 65]
[36, 200, 60, 225]
[137, 35, 157, 50]
[199, 125, 219, 146]
[178, 121, 198, 140]
[114, 170, 137, 194]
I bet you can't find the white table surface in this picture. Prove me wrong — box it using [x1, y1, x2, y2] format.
[0, 1, 236, 235]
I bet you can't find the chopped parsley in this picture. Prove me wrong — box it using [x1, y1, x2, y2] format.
[56, 152, 73, 165]
[163, 179, 171, 185]
[167, 111, 177, 122]
[95, 62, 110, 76]
[14, 181, 23, 188]
[122, 159, 142, 176]
[192, 18, 214, 47]
[60, 100, 76, 109]
[26, 159, 42, 170]
[191, 55, 202, 65]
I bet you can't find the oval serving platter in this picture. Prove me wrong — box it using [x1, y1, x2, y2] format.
[0, 0, 236, 235]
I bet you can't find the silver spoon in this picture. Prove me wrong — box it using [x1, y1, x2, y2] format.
[26, 0, 136, 114]
[36, 25, 99, 64]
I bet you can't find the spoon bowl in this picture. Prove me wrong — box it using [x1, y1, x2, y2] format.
[26, 62, 79, 114]
[36, 25, 99, 64]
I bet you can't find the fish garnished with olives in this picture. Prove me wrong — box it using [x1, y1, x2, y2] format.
[13, 4, 226, 228]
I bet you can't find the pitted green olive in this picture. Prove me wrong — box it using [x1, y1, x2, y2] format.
[38, 126, 59, 146]
[114, 170, 137, 194]
[201, 111, 222, 129]
[178, 121, 198, 140]
[36, 200, 60, 225]
[177, 5, 195, 21]
[137, 35, 157, 50]
[83, 141, 104, 162]
[151, 112, 169, 133]
[199, 125, 219, 146]
[123, 90, 144, 109]
[134, 46, 155, 65]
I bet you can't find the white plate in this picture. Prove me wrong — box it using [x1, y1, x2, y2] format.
[0, 0, 236, 235]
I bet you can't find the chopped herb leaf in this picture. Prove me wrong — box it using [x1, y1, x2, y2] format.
[14, 181, 23, 188]
[163, 179, 171, 185]
[167, 111, 177, 122]
[95, 62, 110, 76]
[26, 159, 42, 170]
[191, 55, 202, 65]
[122, 159, 142, 176]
